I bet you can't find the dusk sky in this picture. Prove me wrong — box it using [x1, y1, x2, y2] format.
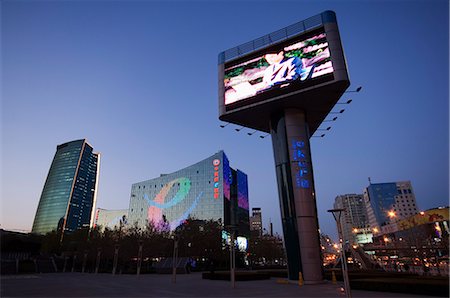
[2, 0, 448, 240]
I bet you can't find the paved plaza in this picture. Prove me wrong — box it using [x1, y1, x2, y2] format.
[1, 272, 438, 297]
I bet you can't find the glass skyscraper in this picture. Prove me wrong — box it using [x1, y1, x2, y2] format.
[32, 139, 100, 235]
[128, 151, 249, 237]
[364, 181, 418, 233]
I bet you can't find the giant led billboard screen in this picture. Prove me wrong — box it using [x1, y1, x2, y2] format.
[218, 10, 349, 134]
[223, 29, 334, 109]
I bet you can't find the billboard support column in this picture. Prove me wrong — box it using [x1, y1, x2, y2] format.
[271, 108, 323, 283]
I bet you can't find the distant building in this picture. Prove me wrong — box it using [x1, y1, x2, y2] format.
[250, 208, 262, 237]
[368, 207, 449, 270]
[373, 206, 449, 237]
[32, 139, 100, 235]
[128, 151, 249, 238]
[93, 208, 128, 231]
[364, 181, 419, 234]
[334, 194, 371, 245]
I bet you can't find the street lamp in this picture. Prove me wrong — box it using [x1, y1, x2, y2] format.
[329, 109, 345, 114]
[172, 233, 179, 284]
[323, 117, 338, 122]
[112, 243, 120, 275]
[345, 86, 362, 93]
[336, 99, 353, 105]
[311, 134, 326, 138]
[225, 225, 238, 288]
[328, 208, 352, 298]
[137, 240, 143, 276]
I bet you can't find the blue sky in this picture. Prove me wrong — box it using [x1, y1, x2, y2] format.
[1, 0, 448, 240]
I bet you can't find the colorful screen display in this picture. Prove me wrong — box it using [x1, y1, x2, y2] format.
[223, 154, 231, 201]
[237, 170, 249, 210]
[224, 32, 333, 105]
[143, 177, 203, 230]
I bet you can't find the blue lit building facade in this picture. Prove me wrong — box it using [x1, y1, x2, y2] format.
[365, 183, 397, 227]
[128, 151, 249, 237]
[32, 139, 100, 235]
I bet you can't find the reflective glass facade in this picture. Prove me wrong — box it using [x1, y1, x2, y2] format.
[366, 183, 397, 226]
[32, 139, 100, 235]
[128, 151, 249, 236]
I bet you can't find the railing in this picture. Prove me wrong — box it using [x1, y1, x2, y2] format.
[218, 11, 335, 64]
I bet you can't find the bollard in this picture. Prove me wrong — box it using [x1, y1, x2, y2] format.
[298, 272, 304, 286]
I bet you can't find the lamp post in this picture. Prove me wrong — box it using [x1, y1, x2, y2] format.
[95, 248, 101, 274]
[226, 224, 237, 288]
[172, 234, 179, 284]
[137, 240, 143, 276]
[231, 230, 236, 288]
[82, 250, 88, 273]
[112, 243, 120, 275]
[328, 208, 351, 298]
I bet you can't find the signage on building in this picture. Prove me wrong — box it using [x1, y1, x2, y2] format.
[291, 139, 310, 189]
[213, 159, 221, 199]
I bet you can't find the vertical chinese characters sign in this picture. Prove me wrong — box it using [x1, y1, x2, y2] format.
[213, 159, 221, 199]
[291, 139, 310, 189]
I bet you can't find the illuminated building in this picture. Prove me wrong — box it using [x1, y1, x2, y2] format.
[367, 207, 449, 272]
[93, 208, 128, 231]
[376, 207, 449, 237]
[334, 194, 371, 245]
[32, 139, 100, 235]
[250, 207, 262, 237]
[364, 181, 419, 233]
[127, 151, 249, 238]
